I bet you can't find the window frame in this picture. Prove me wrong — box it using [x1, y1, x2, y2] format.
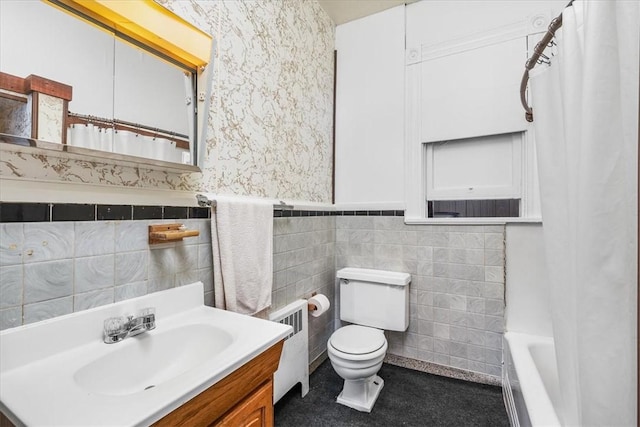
[424, 132, 523, 202]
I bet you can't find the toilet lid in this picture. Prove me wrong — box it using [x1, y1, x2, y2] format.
[330, 325, 386, 355]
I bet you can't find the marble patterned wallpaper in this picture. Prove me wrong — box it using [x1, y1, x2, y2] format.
[0, 149, 197, 190]
[162, 0, 335, 202]
[35, 94, 64, 144]
[0, 0, 335, 203]
[0, 95, 31, 138]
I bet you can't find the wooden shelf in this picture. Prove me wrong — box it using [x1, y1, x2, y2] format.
[149, 223, 199, 244]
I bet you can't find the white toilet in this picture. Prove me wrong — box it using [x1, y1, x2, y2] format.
[327, 267, 411, 412]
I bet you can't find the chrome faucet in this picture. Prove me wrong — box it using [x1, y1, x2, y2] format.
[103, 308, 156, 344]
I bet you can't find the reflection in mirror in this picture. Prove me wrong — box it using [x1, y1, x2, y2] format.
[111, 37, 192, 163]
[0, 0, 201, 166]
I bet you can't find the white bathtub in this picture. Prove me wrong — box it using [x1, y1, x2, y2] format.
[503, 332, 562, 427]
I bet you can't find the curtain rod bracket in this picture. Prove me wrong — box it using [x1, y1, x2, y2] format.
[519, 0, 574, 122]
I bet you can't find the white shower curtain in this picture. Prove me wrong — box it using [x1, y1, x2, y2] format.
[529, 1, 638, 425]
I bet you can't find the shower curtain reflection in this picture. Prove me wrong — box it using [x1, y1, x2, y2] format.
[67, 124, 187, 163]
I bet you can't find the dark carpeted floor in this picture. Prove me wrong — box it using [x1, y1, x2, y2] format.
[274, 359, 509, 427]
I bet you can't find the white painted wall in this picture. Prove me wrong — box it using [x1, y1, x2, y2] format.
[505, 224, 553, 337]
[0, 0, 114, 118]
[403, 0, 567, 219]
[406, 0, 567, 143]
[405, 1, 567, 49]
[334, 6, 405, 210]
[334, 0, 567, 211]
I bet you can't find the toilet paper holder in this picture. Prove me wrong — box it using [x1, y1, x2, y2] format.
[308, 292, 319, 312]
[307, 292, 330, 317]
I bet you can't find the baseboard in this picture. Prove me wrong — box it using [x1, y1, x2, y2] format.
[384, 353, 502, 387]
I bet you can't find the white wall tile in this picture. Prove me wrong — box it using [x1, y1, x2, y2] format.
[450, 341, 468, 358]
[115, 221, 148, 252]
[434, 339, 450, 355]
[176, 270, 199, 287]
[115, 281, 147, 302]
[449, 310, 467, 327]
[23, 296, 72, 324]
[75, 255, 115, 293]
[417, 305, 433, 321]
[148, 275, 175, 293]
[0, 223, 23, 266]
[0, 265, 22, 308]
[467, 297, 485, 314]
[149, 247, 176, 278]
[484, 266, 504, 283]
[484, 249, 504, 266]
[5, 219, 221, 331]
[174, 245, 198, 274]
[418, 335, 434, 350]
[467, 329, 486, 346]
[450, 356, 469, 370]
[417, 231, 448, 247]
[24, 223, 73, 263]
[434, 323, 450, 339]
[0, 306, 21, 330]
[75, 221, 115, 256]
[115, 251, 148, 285]
[485, 315, 504, 333]
[449, 294, 467, 311]
[468, 360, 486, 374]
[74, 289, 114, 311]
[24, 260, 73, 304]
[484, 233, 504, 249]
[417, 261, 433, 276]
[468, 344, 485, 362]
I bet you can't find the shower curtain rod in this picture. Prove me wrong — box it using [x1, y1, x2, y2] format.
[519, 0, 575, 122]
[67, 112, 190, 140]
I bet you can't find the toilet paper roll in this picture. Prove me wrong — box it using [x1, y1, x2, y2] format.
[308, 294, 330, 317]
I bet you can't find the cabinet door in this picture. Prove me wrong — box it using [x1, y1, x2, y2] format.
[215, 381, 273, 427]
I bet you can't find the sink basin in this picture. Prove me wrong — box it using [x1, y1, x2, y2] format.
[0, 282, 292, 427]
[74, 324, 233, 396]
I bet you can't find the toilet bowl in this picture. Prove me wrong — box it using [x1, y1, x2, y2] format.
[327, 324, 388, 412]
[327, 268, 410, 412]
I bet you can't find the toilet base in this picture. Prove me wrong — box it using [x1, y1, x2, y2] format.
[336, 375, 384, 413]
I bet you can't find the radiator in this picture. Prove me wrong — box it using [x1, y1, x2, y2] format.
[269, 299, 309, 403]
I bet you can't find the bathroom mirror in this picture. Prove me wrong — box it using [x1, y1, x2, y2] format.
[0, 0, 207, 168]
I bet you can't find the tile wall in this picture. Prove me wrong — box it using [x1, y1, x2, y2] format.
[335, 216, 505, 381]
[0, 203, 338, 368]
[0, 203, 213, 330]
[1, 203, 506, 381]
[271, 215, 336, 363]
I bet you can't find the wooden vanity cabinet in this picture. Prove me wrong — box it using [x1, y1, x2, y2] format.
[215, 380, 273, 427]
[153, 340, 284, 427]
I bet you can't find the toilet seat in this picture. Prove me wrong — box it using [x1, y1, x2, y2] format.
[328, 325, 388, 372]
[329, 325, 386, 355]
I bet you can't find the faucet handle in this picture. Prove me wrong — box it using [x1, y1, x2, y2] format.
[104, 316, 126, 335]
[140, 307, 155, 316]
[140, 307, 156, 330]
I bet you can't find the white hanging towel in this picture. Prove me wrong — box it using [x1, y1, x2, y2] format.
[210, 196, 273, 315]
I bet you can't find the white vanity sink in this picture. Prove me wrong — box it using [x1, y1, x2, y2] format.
[0, 282, 291, 426]
[74, 323, 233, 396]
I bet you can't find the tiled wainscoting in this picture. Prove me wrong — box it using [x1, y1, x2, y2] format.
[335, 216, 505, 382]
[0, 203, 338, 368]
[272, 215, 336, 363]
[0, 203, 214, 329]
[0, 203, 505, 383]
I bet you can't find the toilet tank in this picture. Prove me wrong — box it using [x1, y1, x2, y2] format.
[337, 268, 411, 331]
